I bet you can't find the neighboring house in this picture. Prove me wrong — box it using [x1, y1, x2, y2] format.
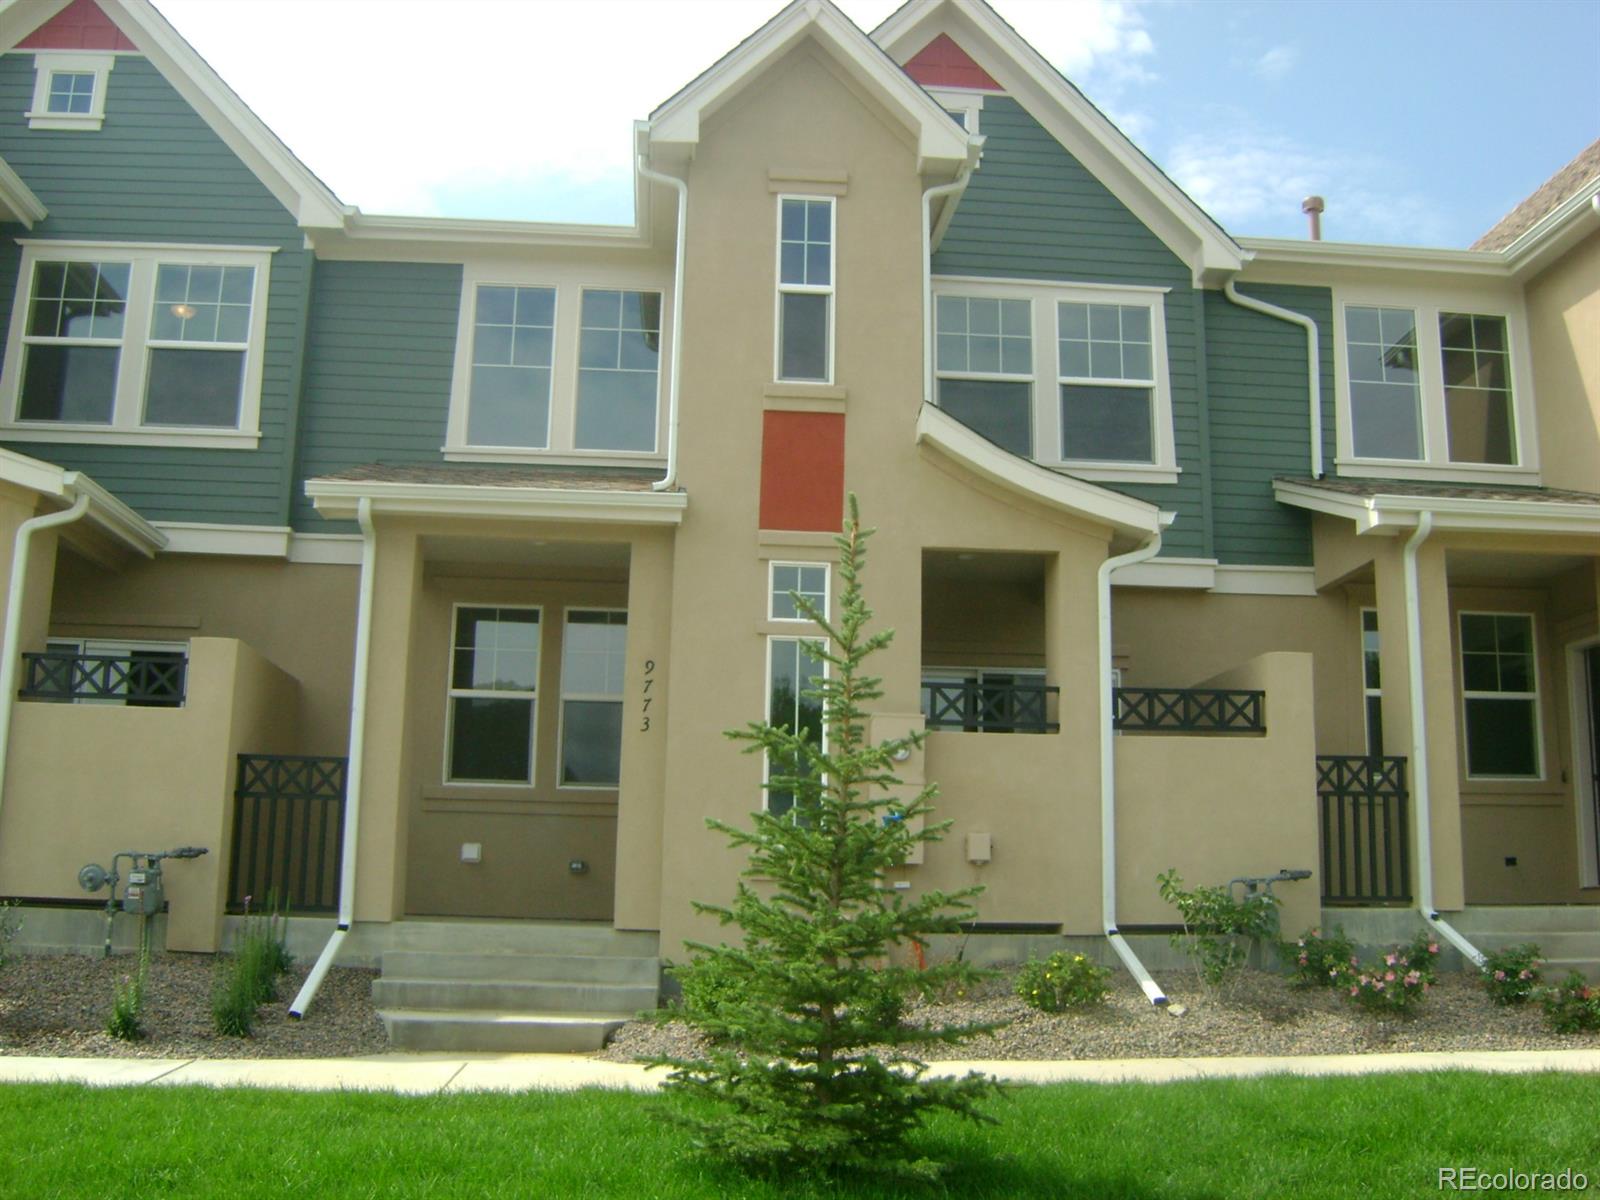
[0, 0, 1593, 1043]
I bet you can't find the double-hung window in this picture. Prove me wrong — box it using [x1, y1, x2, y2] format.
[931, 278, 1176, 481]
[1336, 292, 1535, 481]
[1360, 609, 1383, 757]
[0, 241, 271, 447]
[26, 53, 114, 131]
[559, 610, 627, 788]
[775, 196, 834, 383]
[446, 606, 540, 785]
[766, 637, 825, 817]
[1459, 612, 1541, 780]
[467, 285, 555, 448]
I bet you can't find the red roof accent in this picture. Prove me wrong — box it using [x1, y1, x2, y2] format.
[903, 33, 1002, 92]
[759, 411, 845, 533]
[18, 0, 137, 52]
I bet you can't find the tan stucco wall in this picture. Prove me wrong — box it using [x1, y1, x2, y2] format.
[0, 637, 297, 951]
[1526, 227, 1600, 495]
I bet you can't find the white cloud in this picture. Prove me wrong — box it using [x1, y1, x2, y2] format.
[1253, 45, 1298, 81]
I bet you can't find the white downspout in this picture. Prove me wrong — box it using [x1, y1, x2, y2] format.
[1400, 511, 1485, 968]
[921, 163, 974, 407]
[1098, 527, 1168, 1005]
[636, 156, 687, 493]
[1223, 279, 1323, 479]
[291, 496, 377, 1017]
[0, 492, 89, 815]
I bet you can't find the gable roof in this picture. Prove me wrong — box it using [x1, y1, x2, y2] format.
[873, 0, 1246, 286]
[1, 0, 348, 229]
[1474, 138, 1600, 252]
[647, 0, 974, 176]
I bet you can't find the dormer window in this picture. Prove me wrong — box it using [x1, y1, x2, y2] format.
[27, 53, 114, 131]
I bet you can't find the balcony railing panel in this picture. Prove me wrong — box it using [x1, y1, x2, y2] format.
[228, 755, 347, 914]
[1316, 754, 1411, 904]
[924, 681, 1060, 734]
[19, 651, 186, 706]
[1114, 687, 1264, 733]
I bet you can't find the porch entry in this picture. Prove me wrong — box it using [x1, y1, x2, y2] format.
[1582, 644, 1600, 888]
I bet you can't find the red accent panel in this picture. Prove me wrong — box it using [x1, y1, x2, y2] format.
[759, 411, 845, 533]
[903, 33, 1002, 92]
[18, 0, 137, 51]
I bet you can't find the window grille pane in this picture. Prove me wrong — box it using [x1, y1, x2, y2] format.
[937, 378, 1032, 457]
[1061, 384, 1153, 462]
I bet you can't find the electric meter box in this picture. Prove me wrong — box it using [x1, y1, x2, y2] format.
[121, 864, 164, 915]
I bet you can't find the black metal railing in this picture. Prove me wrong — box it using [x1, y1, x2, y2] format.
[1114, 688, 1264, 733]
[924, 681, 1060, 733]
[228, 755, 347, 913]
[19, 651, 186, 706]
[1317, 755, 1411, 904]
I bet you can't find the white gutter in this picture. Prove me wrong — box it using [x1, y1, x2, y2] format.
[635, 156, 687, 493]
[921, 163, 975, 407]
[1223, 280, 1323, 479]
[1098, 528, 1168, 1005]
[1400, 511, 1485, 968]
[0, 493, 89, 815]
[291, 497, 377, 1017]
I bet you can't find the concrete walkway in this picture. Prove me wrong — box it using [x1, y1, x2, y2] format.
[0, 1049, 1596, 1094]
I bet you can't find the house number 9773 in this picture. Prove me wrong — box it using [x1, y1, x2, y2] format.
[640, 659, 656, 731]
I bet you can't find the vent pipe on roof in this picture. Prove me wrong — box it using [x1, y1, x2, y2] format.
[1302, 196, 1325, 241]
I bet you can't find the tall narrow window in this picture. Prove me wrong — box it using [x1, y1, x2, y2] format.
[766, 637, 824, 816]
[576, 289, 660, 452]
[1058, 300, 1156, 463]
[1361, 608, 1383, 756]
[560, 610, 627, 787]
[17, 259, 127, 424]
[1345, 305, 1423, 460]
[1440, 313, 1515, 465]
[144, 263, 255, 427]
[776, 197, 833, 382]
[467, 285, 554, 448]
[446, 606, 540, 784]
[1460, 612, 1540, 778]
[935, 294, 1032, 457]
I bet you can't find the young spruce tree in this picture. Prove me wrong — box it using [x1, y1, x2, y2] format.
[657, 496, 999, 1178]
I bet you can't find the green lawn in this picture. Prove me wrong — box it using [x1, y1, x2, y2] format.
[2, 1073, 1595, 1198]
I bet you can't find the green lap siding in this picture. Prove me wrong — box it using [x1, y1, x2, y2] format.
[0, 53, 309, 525]
[1203, 284, 1334, 566]
[931, 96, 1206, 558]
[292, 260, 463, 531]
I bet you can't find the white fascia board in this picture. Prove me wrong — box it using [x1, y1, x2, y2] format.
[0, 157, 46, 229]
[649, 0, 969, 173]
[288, 533, 363, 566]
[1238, 237, 1511, 278]
[915, 402, 1164, 540]
[1504, 178, 1600, 280]
[101, 1, 349, 230]
[0, 445, 69, 497]
[60, 471, 166, 556]
[312, 212, 653, 258]
[1110, 556, 1216, 590]
[305, 480, 689, 526]
[153, 522, 292, 557]
[1211, 565, 1318, 597]
[875, 0, 1244, 283]
[1272, 480, 1600, 537]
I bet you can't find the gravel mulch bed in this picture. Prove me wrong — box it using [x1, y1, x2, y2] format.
[599, 967, 1600, 1064]
[0, 953, 387, 1059]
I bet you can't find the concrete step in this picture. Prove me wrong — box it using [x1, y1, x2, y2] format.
[380, 950, 658, 986]
[1454, 907, 1600, 934]
[1467, 931, 1600, 959]
[377, 920, 659, 958]
[380, 1009, 628, 1053]
[372, 977, 657, 1014]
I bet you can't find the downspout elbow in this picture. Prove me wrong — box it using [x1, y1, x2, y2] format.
[1223, 279, 1322, 479]
[636, 156, 687, 494]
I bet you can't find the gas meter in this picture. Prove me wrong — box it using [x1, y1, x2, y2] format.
[76, 846, 208, 955]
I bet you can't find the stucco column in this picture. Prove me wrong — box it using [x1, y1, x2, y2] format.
[1373, 536, 1465, 911]
[613, 528, 674, 931]
[0, 484, 58, 661]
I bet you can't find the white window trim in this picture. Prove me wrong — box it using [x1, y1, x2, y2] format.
[1458, 609, 1544, 783]
[925, 87, 984, 135]
[556, 606, 627, 793]
[767, 560, 830, 623]
[442, 602, 541, 789]
[931, 274, 1177, 483]
[773, 194, 836, 386]
[1332, 285, 1539, 485]
[444, 271, 670, 464]
[763, 634, 828, 815]
[27, 52, 114, 131]
[0, 239, 272, 449]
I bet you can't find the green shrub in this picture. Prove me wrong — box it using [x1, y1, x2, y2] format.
[1481, 943, 1542, 1005]
[1342, 940, 1434, 1016]
[1540, 971, 1600, 1033]
[1280, 926, 1357, 989]
[211, 893, 291, 1038]
[212, 957, 257, 1038]
[106, 937, 149, 1041]
[1157, 869, 1279, 989]
[668, 953, 750, 1034]
[1014, 952, 1110, 1012]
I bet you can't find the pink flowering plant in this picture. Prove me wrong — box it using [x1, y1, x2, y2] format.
[1480, 943, 1542, 1006]
[1279, 925, 1356, 989]
[1540, 970, 1600, 1033]
[1342, 935, 1439, 1016]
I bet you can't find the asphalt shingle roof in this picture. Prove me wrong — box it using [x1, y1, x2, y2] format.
[1472, 138, 1600, 251]
[1276, 476, 1600, 507]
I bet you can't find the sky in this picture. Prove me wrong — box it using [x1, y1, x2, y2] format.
[151, 0, 1600, 248]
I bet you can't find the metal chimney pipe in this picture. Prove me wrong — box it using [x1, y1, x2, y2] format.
[1302, 195, 1325, 240]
